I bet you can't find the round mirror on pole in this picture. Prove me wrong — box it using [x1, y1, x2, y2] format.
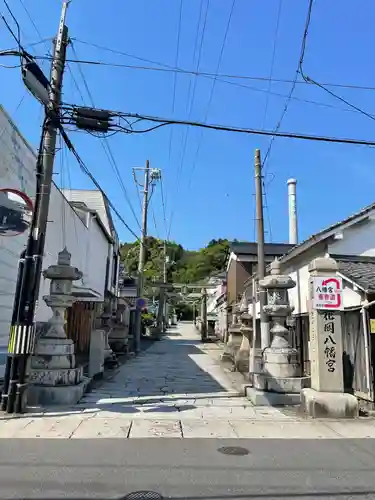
[0, 189, 33, 237]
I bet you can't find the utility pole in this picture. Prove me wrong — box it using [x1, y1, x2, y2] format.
[200, 288, 208, 342]
[162, 240, 167, 329]
[156, 240, 166, 332]
[134, 160, 150, 353]
[254, 149, 269, 350]
[1, 1, 70, 414]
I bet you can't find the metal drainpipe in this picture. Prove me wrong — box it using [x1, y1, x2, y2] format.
[360, 298, 375, 396]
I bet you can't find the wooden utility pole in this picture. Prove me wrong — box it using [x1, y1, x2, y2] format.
[134, 160, 150, 353]
[200, 288, 208, 341]
[254, 149, 269, 349]
[156, 240, 167, 331]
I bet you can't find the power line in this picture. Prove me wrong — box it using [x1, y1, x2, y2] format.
[88, 110, 375, 146]
[165, 0, 183, 241]
[160, 175, 168, 239]
[168, 0, 183, 163]
[59, 125, 140, 240]
[2, 0, 53, 68]
[17, 0, 45, 46]
[167, 0, 210, 241]
[260, 0, 283, 242]
[261, 0, 283, 130]
[14, 51, 375, 116]
[69, 39, 375, 92]
[262, 0, 314, 171]
[185, 0, 236, 191]
[151, 205, 159, 240]
[69, 41, 141, 230]
[298, 0, 375, 126]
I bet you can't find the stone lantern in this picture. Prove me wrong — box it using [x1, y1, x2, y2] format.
[262, 259, 298, 379]
[28, 248, 89, 407]
[221, 301, 242, 366]
[235, 291, 253, 373]
[100, 300, 117, 366]
[248, 259, 309, 405]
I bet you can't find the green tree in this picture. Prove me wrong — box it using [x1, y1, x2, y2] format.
[120, 238, 229, 294]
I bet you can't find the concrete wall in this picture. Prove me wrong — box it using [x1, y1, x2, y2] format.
[0, 106, 36, 351]
[227, 257, 253, 307]
[328, 217, 375, 257]
[62, 189, 120, 299]
[36, 186, 110, 322]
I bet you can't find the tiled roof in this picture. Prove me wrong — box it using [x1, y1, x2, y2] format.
[335, 256, 375, 293]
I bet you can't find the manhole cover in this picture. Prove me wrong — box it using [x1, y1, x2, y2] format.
[218, 446, 250, 456]
[124, 492, 163, 500]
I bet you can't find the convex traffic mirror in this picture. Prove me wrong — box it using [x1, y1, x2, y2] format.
[0, 188, 33, 237]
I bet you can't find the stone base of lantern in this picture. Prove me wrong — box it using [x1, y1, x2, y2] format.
[246, 373, 311, 406]
[234, 349, 249, 373]
[221, 327, 242, 363]
[300, 388, 359, 419]
[27, 377, 89, 407]
[28, 337, 90, 407]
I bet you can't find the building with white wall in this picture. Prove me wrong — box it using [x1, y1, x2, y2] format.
[0, 104, 120, 375]
[245, 201, 375, 402]
[61, 189, 120, 304]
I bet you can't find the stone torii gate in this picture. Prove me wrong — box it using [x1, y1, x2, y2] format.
[154, 282, 218, 341]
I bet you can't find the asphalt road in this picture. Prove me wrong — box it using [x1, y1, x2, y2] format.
[1, 438, 375, 499]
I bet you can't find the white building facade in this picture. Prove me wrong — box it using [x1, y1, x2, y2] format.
[0, 104, 120, 375]
[246, 203, 375, 402]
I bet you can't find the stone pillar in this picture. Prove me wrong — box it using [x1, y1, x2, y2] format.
[100, 301, 117, 365]
[301, 256, 358, 418]
[235, 310, 252, 373]
[109, 302, 129, 353]
[28, 248, 89, 407]
[247, 259, 310, 406]
[221, 304, 242, 366]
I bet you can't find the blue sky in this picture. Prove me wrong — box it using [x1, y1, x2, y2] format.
[1, 0, 375, 250]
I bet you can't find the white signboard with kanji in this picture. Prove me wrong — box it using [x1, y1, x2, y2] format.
[312, 276, 343, 310]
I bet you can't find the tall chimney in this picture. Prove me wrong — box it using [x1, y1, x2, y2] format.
[287, 178, 298, 245]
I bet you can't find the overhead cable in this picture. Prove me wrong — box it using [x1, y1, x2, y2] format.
[69, 41, 141, 230]
[167, 0, 210, 240]
[97, 110, 375, 146]
[260, 0, 283, 242]
[58, 126, 140, 240]
[298, 0, 375, 125]
[262, 0, 313, 170]
[68, 39, 375, 91]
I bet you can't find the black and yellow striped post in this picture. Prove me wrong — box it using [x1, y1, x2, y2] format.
[4, 325, 36, 413]
[1, 249, 25, 412]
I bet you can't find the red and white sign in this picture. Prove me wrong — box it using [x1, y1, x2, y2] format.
[312, 276, 343, 310]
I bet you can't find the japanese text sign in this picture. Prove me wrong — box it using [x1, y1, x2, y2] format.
[322, 311, 337, 373]
[312, 276, 343, 311]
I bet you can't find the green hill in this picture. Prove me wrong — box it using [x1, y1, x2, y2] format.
[120, 237, 230, 286]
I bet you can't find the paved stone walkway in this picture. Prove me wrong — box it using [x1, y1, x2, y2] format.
[1, 322, 375, 438]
